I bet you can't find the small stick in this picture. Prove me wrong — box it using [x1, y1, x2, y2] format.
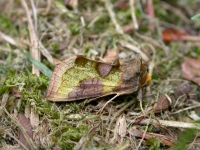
[136, 116, 151, 150]
[106, 98, 137, 141]
[98, 94, 119, 113]
[129, 0, 138, 30]
[104, 0, 123, 34]
[180, 35, 200, 42]
[138, 89, 145, 115]
[170, 104, 200, 115]
[21, 0, 40, 76]
[128, 118, 200, 130]
[1, 93, 37, 150]
[119, 40, 149, 62]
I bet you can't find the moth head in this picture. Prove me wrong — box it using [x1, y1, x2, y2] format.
[120, 54, 143, 81]
[120, 54, 151, 88]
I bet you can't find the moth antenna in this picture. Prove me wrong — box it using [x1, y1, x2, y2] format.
[98, 94, 119, 114]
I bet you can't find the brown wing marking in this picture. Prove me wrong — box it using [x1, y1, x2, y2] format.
[68, 77, 103, 99]
[96, 63, 113, 77]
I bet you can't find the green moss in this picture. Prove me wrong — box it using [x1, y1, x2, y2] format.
[0, 12, 17, 35]
[68, 23, 80, 35]
[51, 122, 88, 149]
[0, 72, 90, 149]
[146, 138, 161, 150]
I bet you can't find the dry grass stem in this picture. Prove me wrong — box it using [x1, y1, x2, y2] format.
[21, 0, 40, 76]
[104, 0, 124, 34]
[170, 104, 200, 115]
[130, 0, 138, 30]
[0, 31, 25, 47]
[136, 116, 151, 150]
[2, 93, 36, 149]
[180, 35, 200, 41]
[161, 1, 189, 22]
[129, 118, 200, 130]
[39, 42, 54, 64]
[119, 40, 149, 61]
[135, 32, 169, 51]
[5, 131, 29, 150]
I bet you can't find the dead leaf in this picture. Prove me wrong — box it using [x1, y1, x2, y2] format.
[162, 28, 189, 42]
[172, 83, 190, 99]
[154, 83, 195, 113]
[65, 0, 78, 9]
[110, 114, 127, 144]
[25, 105, 31, 119]
[154, 94, 173, 113]
[11, 87, 19, 95]
[183, 57, 200, 69]
[30, 108, 39, 129]
[103, 48, 119, 62]
[181, 57, 200, 86]
[114, 0, 129, 10]
[117, 114, 127, 142]
[128, 129, 175, 147]
[17, 114, 33, 149]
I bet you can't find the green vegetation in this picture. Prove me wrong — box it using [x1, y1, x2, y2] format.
[0, 0, 200, 149]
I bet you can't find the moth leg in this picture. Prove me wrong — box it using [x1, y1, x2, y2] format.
[84, 97, 99, 104]
[98, 94, 119, 114]
[83, 94, 110, 105]
[137, 89, 145, 114]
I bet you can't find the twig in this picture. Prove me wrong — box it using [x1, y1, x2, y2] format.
[43, 0, 52, 15]
[180, 35, 200, 42]
[98, 94, 119, 114]
[118, 40, 149, 62]
[5, 131, 30, 150]
[4, 108, 37, 150]
[128, 118, 200, 130]
[0, 30, 53, 65]
[39, 42, 54, 64]
[136, 116, 151, 150]
[104, 0, 123, 34]
[135, 32, 169, 51]
[138, 89, 145, 114]
[161, 1, 189, 23]
[130, 0, 138, 30]
[105, 99, 136, 141]
[30, 0, 37, 31]
[21, 0, 40, 76]
[0, 31, 25, 47]
[1, 93, 37, 150]
[187, 132, 200, 149]
[0, 46, 12, 53]
[170, 104, 200, 115]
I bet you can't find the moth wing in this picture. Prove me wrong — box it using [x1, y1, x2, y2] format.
[46, 77, 139, 102]
[46, 55, 145, 102]
[46, 84, 117, 102]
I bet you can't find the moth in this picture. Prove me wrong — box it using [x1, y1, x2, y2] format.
[46, 54, 151, 101]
